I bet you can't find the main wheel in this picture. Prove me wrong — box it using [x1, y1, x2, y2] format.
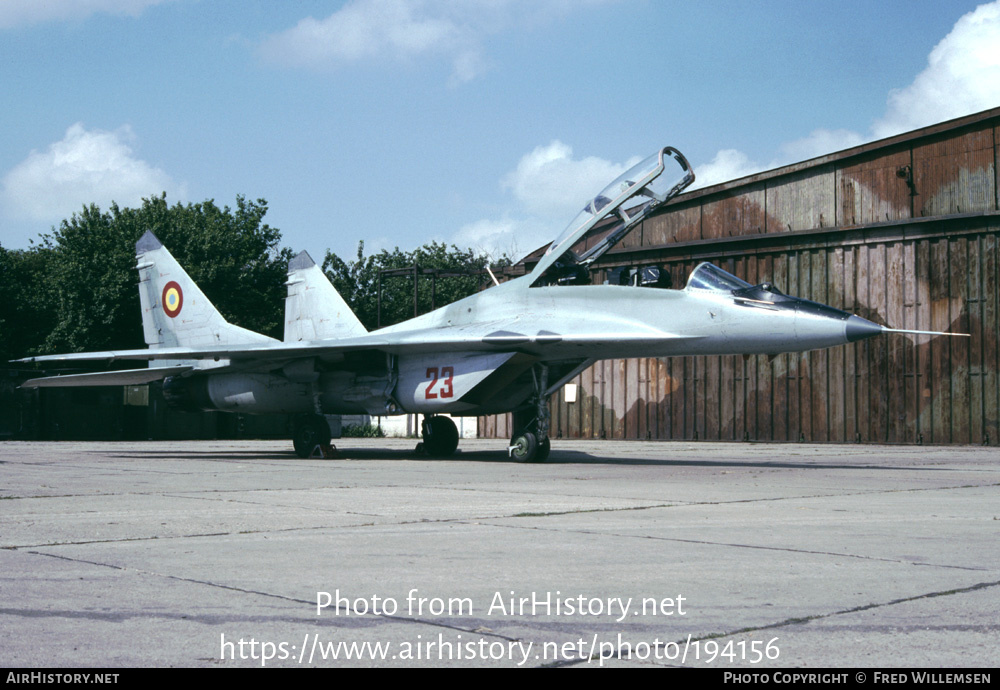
[293, 414, 331, 458]
[422, 416, 459, 457]
[509, 431, 539, 463]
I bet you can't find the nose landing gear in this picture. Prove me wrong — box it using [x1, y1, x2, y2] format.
[509, 428, 550, 463]
[509, 364, 552, 463]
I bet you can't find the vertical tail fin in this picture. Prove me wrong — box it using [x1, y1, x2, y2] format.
[284, 251, 367, 342]
[135, 230, 276, 351]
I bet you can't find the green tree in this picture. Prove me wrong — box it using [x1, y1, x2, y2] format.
[323, 241, 510, 330]
[0, 243, 58, 362]
[5, 195, 509, 360]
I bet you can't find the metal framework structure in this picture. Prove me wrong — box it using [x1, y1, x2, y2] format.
[376, 266, 494, 327]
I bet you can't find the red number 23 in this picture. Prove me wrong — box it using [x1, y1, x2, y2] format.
[425, 366, 454, 399]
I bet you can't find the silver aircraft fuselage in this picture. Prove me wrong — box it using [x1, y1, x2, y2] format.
[377, 275, 879, 362]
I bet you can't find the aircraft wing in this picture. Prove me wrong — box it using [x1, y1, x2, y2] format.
[21, 366, 193, 388]
[15, 327, 704, 366]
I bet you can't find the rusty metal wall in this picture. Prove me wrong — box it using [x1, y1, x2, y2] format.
[481, 109, 1000, 445]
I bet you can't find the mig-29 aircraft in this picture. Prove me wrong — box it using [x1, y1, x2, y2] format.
[17, 146, 961, 461]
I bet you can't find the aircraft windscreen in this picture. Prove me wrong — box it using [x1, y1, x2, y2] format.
[685, 263, 753, 292]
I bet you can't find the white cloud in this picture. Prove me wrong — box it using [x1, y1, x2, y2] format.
[502, 141, 638, 220]
[689, 149, 764, 190]
[1, 123, 185, 224]
[777, 129, 868, 165]
[261, 0, 483, 84]
[873, 1, 1000, 138]
[456, 141, 639, 260]
[454, 217, 527, 261]
[260, 0, 610, 85]
[694, 1, 1000, 189]
[263, 1, 461, 62]
[0, 0, 172, 28]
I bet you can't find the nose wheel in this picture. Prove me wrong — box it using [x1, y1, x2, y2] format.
[509, 364, 552, 463]
[509, 431, 550, 463]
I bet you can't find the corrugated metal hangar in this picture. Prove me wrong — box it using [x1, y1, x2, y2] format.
[481, 106, 1000, 446]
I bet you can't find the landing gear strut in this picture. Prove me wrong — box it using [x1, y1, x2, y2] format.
[421, 415, 459, 457]
[509, 364, 551, 463]
[292, 414, 331, 458]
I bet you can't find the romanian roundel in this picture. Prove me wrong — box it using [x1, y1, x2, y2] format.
[162, 281, 183, 318]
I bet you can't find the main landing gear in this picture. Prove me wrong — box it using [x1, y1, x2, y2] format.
[293, 413, 331, 458]
[420, 415, 459, 457]
[509, 364, 552, 463]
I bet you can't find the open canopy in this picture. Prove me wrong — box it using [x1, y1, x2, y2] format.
[530, 146, 694, 284]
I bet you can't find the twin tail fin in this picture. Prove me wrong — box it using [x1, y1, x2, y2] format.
[135, 231, 276, 353]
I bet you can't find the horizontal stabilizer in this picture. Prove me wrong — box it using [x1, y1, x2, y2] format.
[21, 366, 192, 388]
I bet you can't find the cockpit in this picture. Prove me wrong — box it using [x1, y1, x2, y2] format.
[683, 261, 838, 318]
[685, 262, 795, 306]
[684, 262, 753, 292]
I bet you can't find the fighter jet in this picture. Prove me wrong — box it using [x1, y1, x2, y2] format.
[16, 146, 963, 461]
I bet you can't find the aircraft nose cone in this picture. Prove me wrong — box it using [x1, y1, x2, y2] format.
[845, 315, 883, 343]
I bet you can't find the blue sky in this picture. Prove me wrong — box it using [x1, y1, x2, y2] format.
[1, 0, 998, 263]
